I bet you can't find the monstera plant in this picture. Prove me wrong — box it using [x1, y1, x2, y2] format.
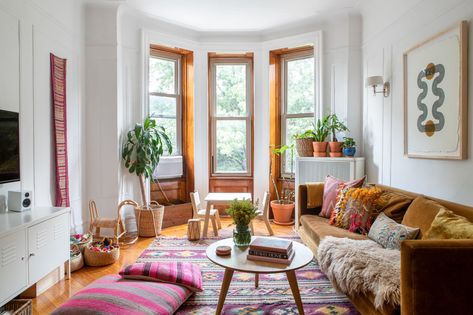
[122, 117, 172, 207]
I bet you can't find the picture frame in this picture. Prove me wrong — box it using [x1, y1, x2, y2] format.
[403, 21, 468, 159]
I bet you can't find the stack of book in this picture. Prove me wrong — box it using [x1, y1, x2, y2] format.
[247, 238, 294, 265]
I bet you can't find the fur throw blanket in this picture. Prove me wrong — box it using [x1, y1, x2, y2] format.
[317, 236, 400, 309]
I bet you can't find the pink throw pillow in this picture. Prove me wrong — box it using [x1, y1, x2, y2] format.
[119, 262, 203, 292]
[319, 175, 366, 218]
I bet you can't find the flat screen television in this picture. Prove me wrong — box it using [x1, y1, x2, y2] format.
[0, 110, 20, 184]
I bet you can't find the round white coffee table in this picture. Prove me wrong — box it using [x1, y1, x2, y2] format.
[206, 237, 314, 315]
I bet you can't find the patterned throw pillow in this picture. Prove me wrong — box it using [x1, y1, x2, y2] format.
[119, 262, 203, 292]
[319, 175, 366, 218]
[329, 186, 383, 234]
[424, 208, 473, 240]
[368, 213, 420, 250]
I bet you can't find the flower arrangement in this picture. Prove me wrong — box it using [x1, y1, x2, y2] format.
[227, 199, 259, 246]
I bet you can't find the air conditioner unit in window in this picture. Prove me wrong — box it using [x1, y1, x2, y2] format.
[153, 156, 184, 179]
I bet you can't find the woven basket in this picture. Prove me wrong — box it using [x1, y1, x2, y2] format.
[1, 299, 32, 315]
[295, 138, 314, 157]
[70, 244, 84, 272]
[83, 242, 120, 267]
[135, 204, 164, 237]
[70, 233, 93, 253]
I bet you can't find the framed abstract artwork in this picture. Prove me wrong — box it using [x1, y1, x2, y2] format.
[404, 21, 468, 159]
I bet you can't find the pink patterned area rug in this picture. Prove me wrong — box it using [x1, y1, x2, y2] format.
[138, 235, 359, 315]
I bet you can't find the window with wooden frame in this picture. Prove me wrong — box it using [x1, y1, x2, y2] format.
[209, 55, 253, 177]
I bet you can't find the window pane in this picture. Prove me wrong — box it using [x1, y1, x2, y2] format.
[216, 64, 247, 117]
[153, 117, 177, 155]
[284, 117, 314, 173]
[149, 95, 176, 117]
[287, 57, 314, 114]
[216, 120, 247, 173]
[149, 57, 176, 94]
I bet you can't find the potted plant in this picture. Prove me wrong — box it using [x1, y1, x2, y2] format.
[327, 114, 349, 157]
[312, 116, 330, 157]
[270, 144, 295, 225]
[342, 137, 357, 157]
[293, 130, 314, 157]
[227, 199, 259, 247]
[122, 117, 172, 237]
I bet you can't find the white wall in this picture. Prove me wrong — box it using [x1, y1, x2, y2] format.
[0, 0, 86, 229]
[360, 0, 473, 205]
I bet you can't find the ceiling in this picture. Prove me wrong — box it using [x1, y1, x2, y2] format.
[125, 0, 360, 32]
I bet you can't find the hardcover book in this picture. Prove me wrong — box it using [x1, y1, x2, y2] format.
[249, 237, 293, 254]
[248, 248, 293, 260]
[247, 250, 295, 265]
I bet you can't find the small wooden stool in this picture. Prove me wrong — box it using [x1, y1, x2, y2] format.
[187, 219, 201, 241]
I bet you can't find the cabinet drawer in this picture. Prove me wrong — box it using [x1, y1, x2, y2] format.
[0, 230, 27, 306]
[28, 213, 69, 285]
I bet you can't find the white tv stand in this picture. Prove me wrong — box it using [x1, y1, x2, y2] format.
[0, 207, 71, 306]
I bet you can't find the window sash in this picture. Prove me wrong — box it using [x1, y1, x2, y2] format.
[280, 51, 315, 175]
[210, 58, 252, 177]
[148, 52, 182, 156]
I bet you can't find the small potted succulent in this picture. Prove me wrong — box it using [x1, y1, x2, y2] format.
[293, 130, 314, 157]
[327, 114, 349, 157]
[342, 137, 356, 157]
[227, 199, 259, 247]
[312, 116, 330, 157]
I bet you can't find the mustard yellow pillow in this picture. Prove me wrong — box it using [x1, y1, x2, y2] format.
[423, 208, 473, 240]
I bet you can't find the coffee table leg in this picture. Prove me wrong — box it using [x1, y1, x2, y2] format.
[286, 270, 304, 315]
[255, 273, 259, 288]
[216, 268, 234, 315]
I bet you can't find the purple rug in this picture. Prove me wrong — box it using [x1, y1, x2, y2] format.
[137, 235, 359, 315]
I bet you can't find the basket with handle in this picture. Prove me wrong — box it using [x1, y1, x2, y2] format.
[1, 299, 32, 315]
[135, 201, 164, 237]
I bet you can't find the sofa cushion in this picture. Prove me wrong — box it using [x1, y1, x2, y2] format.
[375, 190, 414, 223]
[320, 175, 366, 218]
[300, 215, 368, 245]
[424, 208, 473, 240]
[369, 213, 420, 250]
[402, 196, 443, 238]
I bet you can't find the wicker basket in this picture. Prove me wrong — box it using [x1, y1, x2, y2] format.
[83, 242, 120, 267]
[70, 233, 93, 252]
[70, 244, 84, 272]
[295, 138, 314, 157]
[1, 299, 32, 315]
[135, 204, 164, 237]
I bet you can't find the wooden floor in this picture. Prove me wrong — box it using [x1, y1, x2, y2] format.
[32, 217, 295, 314]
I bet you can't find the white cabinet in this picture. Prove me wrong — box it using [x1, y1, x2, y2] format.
[0, 207, 70, 306]
[0, 230, 27, 304]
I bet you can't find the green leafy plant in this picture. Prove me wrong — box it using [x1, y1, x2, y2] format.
[327, 114, 349, 142]
[227, 199, 259, 227]
[122, 117, 172, 207]
[312, 116, 330, 142]
[270, 144, 295, 204]
[341, 137, 356, 148]
[293, 130, 315, 140]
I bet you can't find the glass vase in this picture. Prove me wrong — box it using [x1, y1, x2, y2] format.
[233, 225, 252, 247]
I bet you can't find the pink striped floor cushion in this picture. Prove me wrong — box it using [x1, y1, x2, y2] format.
[51, 274, 192, 315]
[119, 262, 203, 292]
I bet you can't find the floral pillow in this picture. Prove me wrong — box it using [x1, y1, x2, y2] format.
[119, 262, 203, 292]
[329, 185, 382, 234]
[368, 213, 420, 250]
[319, 175, 366, 218]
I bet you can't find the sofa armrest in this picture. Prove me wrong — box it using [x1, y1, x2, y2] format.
[298, 183, 324, 216]
[401, 240, 473, 315]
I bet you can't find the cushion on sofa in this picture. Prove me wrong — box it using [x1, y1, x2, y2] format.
[401, 196, 443, 238]
[423, 208, 473, 240]
[119, 262, 203, 292]
[51, 274, 193, 315]
[369, 213, 420, 250]
[320, 175, 366, 218]
[300, 215, 368, 246]
[375, 190, 414, 223]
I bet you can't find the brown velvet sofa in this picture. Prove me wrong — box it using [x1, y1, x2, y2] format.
[297, 183, 473, 315]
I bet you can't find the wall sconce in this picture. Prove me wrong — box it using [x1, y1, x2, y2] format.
[365, 76, 390, 97]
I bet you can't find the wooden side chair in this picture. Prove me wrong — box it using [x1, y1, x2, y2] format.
[250, 191, 274, 236]
[190, 191, 221, 236]
[89, 199, 138, 244]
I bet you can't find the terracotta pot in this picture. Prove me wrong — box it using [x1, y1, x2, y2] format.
[328, 141, 343, 154]
[312, 142, 328, 157]
[329, 152, 343, 157]
[270, 200, 295, 225]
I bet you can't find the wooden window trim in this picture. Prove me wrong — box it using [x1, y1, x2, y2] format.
[208, 53, 254, 179]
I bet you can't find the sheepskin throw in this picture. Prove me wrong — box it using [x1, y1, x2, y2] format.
[318, 236, 400, 309]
